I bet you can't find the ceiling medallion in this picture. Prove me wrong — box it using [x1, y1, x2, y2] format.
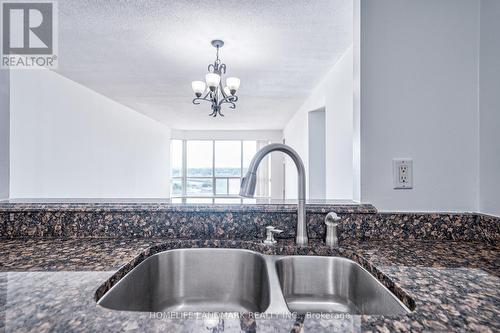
[191, 40, 240, 117]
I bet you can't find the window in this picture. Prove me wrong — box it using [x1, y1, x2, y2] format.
[170, 139, 270, 203]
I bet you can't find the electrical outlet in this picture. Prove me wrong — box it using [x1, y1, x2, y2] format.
[393, 159, 413, 189]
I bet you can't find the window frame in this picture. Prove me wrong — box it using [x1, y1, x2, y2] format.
[170, 139, 267, 204]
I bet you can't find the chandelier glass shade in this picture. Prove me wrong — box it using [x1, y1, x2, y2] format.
[191, 40, 240, 117]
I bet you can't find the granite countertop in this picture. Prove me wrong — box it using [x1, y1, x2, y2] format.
[0, 238, 498, 332]
[0, 199, 377, 214]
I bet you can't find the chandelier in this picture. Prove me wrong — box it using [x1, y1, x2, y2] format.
[191, 40, 240, 117]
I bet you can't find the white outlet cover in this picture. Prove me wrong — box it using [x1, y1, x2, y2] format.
[393, 159, 413, 189]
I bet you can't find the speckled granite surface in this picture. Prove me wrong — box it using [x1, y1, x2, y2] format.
[0, 201, 376, 240]
[0, 199, 376, 213]
[1, 202, 498, 242]
[343, 212, 499, 242]
[0, 238, 498, 332]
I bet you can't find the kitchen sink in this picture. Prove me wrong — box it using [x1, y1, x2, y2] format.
[276, 256, 410, 315]
[97, 249, 411, 315]
[97, 248, 270, 312]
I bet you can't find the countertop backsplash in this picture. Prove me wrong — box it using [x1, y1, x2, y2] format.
[0, 200, 498, 242]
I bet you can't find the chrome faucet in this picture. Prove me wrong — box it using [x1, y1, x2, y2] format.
[239, 143, 308, 247]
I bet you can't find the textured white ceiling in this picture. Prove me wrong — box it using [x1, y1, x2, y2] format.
[55, 0, 352, 130]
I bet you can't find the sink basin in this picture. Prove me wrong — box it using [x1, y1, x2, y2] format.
[275, 256, 410, 315]
[98, 248, 270, 313]
[97, 249, 412, 316]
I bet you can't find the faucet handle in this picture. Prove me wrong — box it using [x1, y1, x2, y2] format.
[325, 212, 341, 226]
[325, 212, 341, 248]
[263, 226, 283, 245]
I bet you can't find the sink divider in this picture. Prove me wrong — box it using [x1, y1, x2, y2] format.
[263, 255, 292, 315]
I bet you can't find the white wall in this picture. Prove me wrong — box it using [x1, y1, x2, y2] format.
[325, 48, 355, 200]
[283, 99, 310, 199]
[0, 69, 9, 199]
[170, 130, 282, 142]
[308, 109, 326, 199]
[171, 129, 284, 199]
[10, 69, 171, 198]
[359, 0, 480, 212]
[479, 0, 500, 216]
[353, 0, 361, 202]
[283, 47, 355, 200]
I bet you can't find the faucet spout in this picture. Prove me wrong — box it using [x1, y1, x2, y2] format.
[240, 143, 308, 246]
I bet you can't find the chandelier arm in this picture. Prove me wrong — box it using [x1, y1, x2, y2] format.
[219, 82, 228, 99]
[192, 96, 212, 105]
[219, 94, 238, 106]
[212, 87, 219, 106]
[219, 98, 236, 105]
[219, 99, 236, 109]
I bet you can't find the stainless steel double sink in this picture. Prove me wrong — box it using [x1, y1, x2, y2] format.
[97, 248, 410, 315]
